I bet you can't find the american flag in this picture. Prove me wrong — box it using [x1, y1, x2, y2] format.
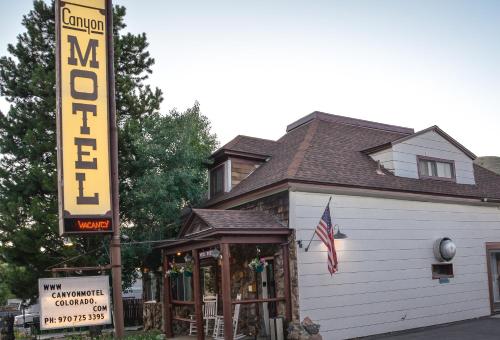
[315, 200, 338, 275]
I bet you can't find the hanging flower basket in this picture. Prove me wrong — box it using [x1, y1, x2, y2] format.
[183, 258, 194, 277]
[167, 262, 182, 278]
[249, 257, 268, 273]
[255, 264, 265, 273]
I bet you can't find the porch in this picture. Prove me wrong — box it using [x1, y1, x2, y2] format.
[157, 209, 293, 340]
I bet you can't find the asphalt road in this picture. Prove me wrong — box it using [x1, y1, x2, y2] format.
[372, 317, 500, 340]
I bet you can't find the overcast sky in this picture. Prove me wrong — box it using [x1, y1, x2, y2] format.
[1, 0, 499, 156]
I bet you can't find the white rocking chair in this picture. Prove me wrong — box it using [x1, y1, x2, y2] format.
[189, 295, 218, 336]
[213, 294, 245, 339]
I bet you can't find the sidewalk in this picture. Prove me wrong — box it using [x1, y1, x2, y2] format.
[368, 316, 500, 340]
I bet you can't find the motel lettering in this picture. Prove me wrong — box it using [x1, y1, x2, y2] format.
[57, 0, 113, 234]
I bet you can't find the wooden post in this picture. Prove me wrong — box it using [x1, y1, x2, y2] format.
[221, 243, 233, 339]
[282, 243, 292, 322]
[192, 249, 204, 340]
[106, 0, 124, 337]
[163, 252, 173, 337]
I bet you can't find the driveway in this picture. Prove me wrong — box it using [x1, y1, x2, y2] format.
[370, 317, 500, 340]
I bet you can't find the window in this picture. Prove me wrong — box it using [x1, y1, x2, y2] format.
[171, 272, 193, 301]
[432, 263, 454, 279]
[417, 156, 455, 181]
[210, 164, 225, 197]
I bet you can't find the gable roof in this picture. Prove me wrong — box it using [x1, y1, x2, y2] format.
[179, 209, 286, 238]
[362, 125, 477, 160]
[205, 112, 500, 206]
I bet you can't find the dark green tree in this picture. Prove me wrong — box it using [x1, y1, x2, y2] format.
[120, 103, 217, 287]
[0, 1, 216, 300]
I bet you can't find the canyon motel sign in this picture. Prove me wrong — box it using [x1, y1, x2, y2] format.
[56, 0, 113, 235]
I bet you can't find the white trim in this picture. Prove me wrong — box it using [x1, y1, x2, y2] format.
[226, 159, 232, 192]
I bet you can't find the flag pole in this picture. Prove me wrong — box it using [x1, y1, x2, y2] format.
[305, 196, 332, 252]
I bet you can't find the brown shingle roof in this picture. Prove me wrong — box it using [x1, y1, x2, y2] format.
[192, 209, 286, 230]
[211, 135, 278, 160]
[206, 112, 500, 205]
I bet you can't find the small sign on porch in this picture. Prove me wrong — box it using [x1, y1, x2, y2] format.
[199, 249, 220, 259]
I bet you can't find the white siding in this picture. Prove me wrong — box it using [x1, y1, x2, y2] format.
[370, 148, 394, 172]
[369, 130, 476, 184]
[393, 130, 475, 184]
[290, 191, 500, 339]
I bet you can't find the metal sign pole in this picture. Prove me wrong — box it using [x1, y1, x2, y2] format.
[106, 0, 124, 337]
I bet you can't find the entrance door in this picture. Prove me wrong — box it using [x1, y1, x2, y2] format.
[487, 245, 500, 313]
[259, 258, 276, 337]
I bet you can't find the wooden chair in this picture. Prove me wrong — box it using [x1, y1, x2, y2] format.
[213, 294, 245, 339]
[188, 295, 218, 336]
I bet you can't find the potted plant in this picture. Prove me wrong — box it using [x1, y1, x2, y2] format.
[183, 261, 193, 277]
[249, 257, 268, 273]
[166, 262, 182, 278]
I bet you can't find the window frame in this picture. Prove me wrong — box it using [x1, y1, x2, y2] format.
[417, 155, 456, 182]
[209, 163, 226, 198]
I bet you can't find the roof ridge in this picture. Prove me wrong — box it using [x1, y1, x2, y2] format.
[232, 135, 277, 143]
[287, 111, 414, 135]
[286, 119, 319, 178]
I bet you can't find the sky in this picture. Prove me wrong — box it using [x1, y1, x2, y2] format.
[0, 0, 499, 156]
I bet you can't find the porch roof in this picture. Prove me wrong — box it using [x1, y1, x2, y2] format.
[155, 209, 289, 251]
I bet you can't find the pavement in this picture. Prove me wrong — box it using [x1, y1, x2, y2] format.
[370, 316, 500, 340]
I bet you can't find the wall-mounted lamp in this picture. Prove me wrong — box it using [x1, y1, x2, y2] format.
[184, 254, 192, 263]
[302, 224, 348, 252]
[333, 224, 348, 239]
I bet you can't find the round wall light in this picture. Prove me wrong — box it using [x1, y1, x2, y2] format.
[433, 237, 456, 262]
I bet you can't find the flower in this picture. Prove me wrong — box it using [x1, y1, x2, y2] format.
[249, 257, 268, 271]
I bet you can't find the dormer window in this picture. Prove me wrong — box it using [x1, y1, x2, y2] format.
[210, 164, 225, 197]
[418, 156, 455, 181]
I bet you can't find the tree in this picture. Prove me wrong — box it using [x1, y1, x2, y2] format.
[0, 1, 216, 300]
[120, 103, 217, 287]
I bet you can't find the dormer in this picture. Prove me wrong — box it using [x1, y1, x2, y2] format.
[208, 136, 276, 199]
[365, 126, 477, 185]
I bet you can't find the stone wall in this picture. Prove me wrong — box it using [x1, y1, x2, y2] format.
[234, 191, 300, 323]
[235, 191, 289, 225]
[143, 301, 162, 331]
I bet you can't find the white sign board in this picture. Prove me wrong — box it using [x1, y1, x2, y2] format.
[39, 276, 111, 330]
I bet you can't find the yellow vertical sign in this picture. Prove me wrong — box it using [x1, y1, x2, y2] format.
[57, 0, 113, 234]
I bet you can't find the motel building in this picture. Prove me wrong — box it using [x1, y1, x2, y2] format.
[154, 112, 500, 339]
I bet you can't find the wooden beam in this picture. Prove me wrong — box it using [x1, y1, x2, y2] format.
[192, 249, 204, 340]
[230, 297, 285, 305]
[171, 300, 195, 306]
[221, 243, 233, 339]
[163, 239, 221, 255]
[282, 243, 292, 322]
[162, 251, 173, 337]
[220, 235, 288, 244]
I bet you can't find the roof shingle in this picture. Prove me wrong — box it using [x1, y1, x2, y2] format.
[206, 112, 500, 205]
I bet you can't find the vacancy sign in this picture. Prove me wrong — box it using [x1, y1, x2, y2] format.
[39, 276, 111, 330]
[56, 0, 113, 234]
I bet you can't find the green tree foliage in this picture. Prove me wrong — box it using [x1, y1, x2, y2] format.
[0, 1, 216, 300]
[120, 103, 217, 287]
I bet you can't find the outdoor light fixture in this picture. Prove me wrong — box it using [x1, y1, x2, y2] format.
[297, 240, 303, 248]
[334, 224, 348, 239]
[211, 248, 221, 259]
[176, 252, 182, 256]
[184, 254, 192, 263]
[434, 237, 456, 262]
